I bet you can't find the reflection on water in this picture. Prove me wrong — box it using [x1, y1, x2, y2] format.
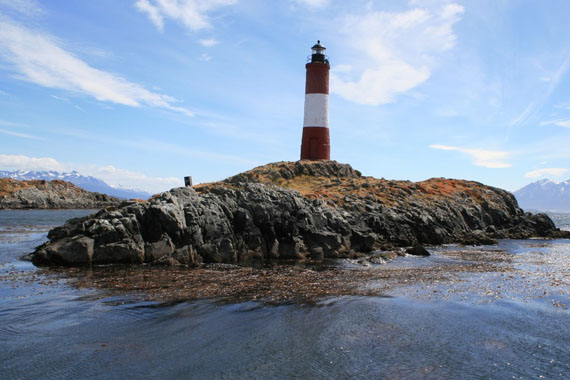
[1, 210, 569, 379]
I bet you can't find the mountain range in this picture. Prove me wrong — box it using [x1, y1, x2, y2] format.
[0, 170, 151, 200]
[513, 179, 570, 212]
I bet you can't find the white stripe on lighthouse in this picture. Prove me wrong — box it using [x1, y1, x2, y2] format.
[303, 93, 329, 128]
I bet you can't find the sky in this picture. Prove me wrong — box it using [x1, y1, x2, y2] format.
[1, 0, 570, 193]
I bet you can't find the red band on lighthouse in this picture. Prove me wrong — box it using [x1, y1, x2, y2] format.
[305, 63, 329, 94]
[301, 41, 330, 161]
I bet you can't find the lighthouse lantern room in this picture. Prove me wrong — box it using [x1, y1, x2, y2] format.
[300, 40, 330, 161]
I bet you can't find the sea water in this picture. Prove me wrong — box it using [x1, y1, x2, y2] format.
[0, 210, 569, 379]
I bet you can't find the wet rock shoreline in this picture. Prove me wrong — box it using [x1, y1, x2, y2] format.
[31, 161, 570, 267]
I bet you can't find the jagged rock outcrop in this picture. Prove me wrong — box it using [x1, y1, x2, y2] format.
[31, 161, 570, 267]
[0, 178, 120, 209]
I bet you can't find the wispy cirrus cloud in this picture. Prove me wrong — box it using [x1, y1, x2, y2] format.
[429, 144, 512, 168]
[510, 54, 570, 127]
[135, 0, 236, 32]
[0, 128, 44, 140]
[0, 16, 194, 116]
[331, 3, 464, 105]
[525, 167, 568, 179]
[0, 119, 24, 127]
[0, 0, 43, 16]
[540, 119, 570, 128]
[0, 120, 44, 140]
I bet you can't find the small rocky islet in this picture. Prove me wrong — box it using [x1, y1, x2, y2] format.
[30, 160, 569, 267]
[0, 178, 120, 210]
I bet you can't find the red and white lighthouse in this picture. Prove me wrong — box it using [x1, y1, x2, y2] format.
[300, 41, 330, 161]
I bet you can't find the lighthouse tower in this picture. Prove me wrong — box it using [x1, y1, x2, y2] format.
[300, 41, 330, 160]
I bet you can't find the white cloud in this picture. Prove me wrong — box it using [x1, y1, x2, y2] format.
[540, 119, 570, 128]
[429, 144, 511, 168]
[0, 16, 194, 116]
[199, 38, 219, 47]
[331, 64, 352, 73]
[331, 3, 464, 105]
[0, 154, 182, 193]
[135, 0, 165, 30]
[197, 53, 212, 61]
[292, 0, 329, 8]
[525, 168, 568, 179]
[333, 62, 430, 105]
[135, 0, 236, 32]
[0, 154, 65, 171]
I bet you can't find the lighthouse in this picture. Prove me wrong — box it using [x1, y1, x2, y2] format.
[300, 41, 330, 160]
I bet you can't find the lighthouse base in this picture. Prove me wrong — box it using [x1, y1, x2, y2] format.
[300, 127, 330, 160]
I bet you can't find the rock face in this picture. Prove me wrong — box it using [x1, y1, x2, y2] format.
[0, 179, 120, 209]
[31, 161, 570, 267]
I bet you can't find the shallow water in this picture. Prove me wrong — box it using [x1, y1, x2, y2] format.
[1, 210, 569, 379]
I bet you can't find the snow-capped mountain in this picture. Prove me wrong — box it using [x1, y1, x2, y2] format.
[513, 179, 570, 212]
[0, 170, 151, 200]
[108, 184, 153, 199]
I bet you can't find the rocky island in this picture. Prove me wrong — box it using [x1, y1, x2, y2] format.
[31, 161, 569, 267]
[0, 178, 120, 210]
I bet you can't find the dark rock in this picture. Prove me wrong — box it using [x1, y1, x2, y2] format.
[406, 245, 430, 256]
[150, 256, 181, 267]
[460, 231, 498, 246]
[530, 213, 557, 236]
[144, 235, 175, 262]
[92, 240, 144, 264]
[350, 230, 378, 252]
[33, 236, 94, 266]
[368, 250, 398, 264]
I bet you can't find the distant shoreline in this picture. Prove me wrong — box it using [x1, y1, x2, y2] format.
[0, 178, 120, 210]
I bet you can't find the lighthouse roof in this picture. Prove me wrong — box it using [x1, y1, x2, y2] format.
[311, 40, 326, 50]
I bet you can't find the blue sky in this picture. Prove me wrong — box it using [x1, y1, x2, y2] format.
[1, 0, 570, 193]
